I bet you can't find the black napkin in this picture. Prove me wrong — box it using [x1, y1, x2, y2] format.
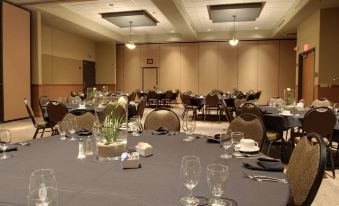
[0, 145, 17, 153]
[243, 157, 284, 172]
[76, 128, 92, 136]
[152, 127, 169, 135]
[206, 138, 220, 144]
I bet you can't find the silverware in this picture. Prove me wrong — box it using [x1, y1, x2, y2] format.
[243, 172, 287, 183]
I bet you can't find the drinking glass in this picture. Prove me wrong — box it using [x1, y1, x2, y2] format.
[28, 169, 58, 206]
[0, 129, 12, 160]
[220, 129, 233, 160]
[180, 156, 201, 206]
[182, 117, 195, 142]
[206, 164, 230, 206]
[131, 115, 141, 136]
[231, 132, 244, 152]
[92, 123, 102, 141]
[68, 118, 78, 141]
[57, 121, 68, 140]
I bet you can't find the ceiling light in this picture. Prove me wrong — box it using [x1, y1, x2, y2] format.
[229, 15, 239, 47]
[125, 21, 136, 50]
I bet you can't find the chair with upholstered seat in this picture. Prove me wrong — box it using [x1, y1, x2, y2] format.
[294, 106, 337, 177]
[46, 101, 68, 134]
[147, 90, 158, 107]
[221, 99, 233, 122]
[286, 133, 327, 205]
[234, 97, 247, 115]
[161, 90, 173, 107]
[128, 91, 136, 102]
[144, 108, 181, 132]
[62, 112, 97, 131]
[228, 113, 266, 150]
[24, 98, 51, 139]
[204, 93, 222, 121]
[311, 98, 331, 107]
[180, 93, 198, 119]
[137, 97, 147, 119]
[39, 96, 50, 121]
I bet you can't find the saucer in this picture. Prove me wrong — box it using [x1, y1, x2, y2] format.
[239, 146, 260, 153]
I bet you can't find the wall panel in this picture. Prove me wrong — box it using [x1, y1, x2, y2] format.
[279, 40, 296, 97]
[199, 42, 219, 94]
[258, 41, 279, 104]
[123, 47, 141, 93]
[217, 42, 238, 91]
[238, 41, 258, 92]
[116, 45, 124, 90]
[159, 44, 181, 90]
[140, 44, 159, 67]
[180, 43, 199, 93]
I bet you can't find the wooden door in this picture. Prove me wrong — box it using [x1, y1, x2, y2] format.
[142, 68, 158, 90]
[83, 60, 96, 92]
[299, 50, 315, 106]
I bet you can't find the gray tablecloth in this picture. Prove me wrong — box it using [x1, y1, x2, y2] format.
[0, 133, 289, 206]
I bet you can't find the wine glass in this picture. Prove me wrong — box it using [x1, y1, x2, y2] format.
[220, 129, 233, 160]
[0, 129, 12, 160]
[68, 118, 78, 141]
[28, 169, 58, 206]
[187, 119, 196, 141]
[182, 117, 194, 142]
[231, 132, 244, 154]
[57, 121, 68, 140]
[206, 164, 230, 206]
[180, 156, 201, 206]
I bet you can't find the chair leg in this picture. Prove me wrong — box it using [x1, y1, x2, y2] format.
[328, 148, 336, 178]
[33, 128, 39, 139]
[40, 128, 45, 138]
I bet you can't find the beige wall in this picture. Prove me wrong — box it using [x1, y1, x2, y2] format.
[117, 40, 296, 104]
[96, 42, 116, 84]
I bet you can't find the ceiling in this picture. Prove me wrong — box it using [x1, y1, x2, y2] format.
[7, 0, 339, 43]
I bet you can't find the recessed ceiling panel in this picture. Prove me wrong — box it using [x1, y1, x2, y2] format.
[101, 10, 158, 28]
[209, 3, 264, 22]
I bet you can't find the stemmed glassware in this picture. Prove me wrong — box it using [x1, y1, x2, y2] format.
[220, 129, 233, 160]
[182, 117, 196, 142]
[0, 129, 12, 160]
[57, 121, 68, 140]
[68, 118, 78, 141]
[28, 169, 58, 206]
[180, 156, 201, 206]
[206, 164, 230, 206]
[231, 131, 244, 154]
[131, 115, 141, 136]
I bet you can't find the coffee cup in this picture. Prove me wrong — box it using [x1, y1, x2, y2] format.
[240, 139, 258, 149]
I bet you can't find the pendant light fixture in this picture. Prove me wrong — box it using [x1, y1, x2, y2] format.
[229, 15, 239, 46]
[125, 21, 136, 49]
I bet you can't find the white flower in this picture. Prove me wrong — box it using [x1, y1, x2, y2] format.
[118, 96, 127, 107]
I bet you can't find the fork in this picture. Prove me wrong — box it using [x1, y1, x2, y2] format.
[243, 172, 287, 183]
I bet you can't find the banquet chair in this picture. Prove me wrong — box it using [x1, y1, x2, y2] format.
[144, 108, 181, 132]
[128, 91, 136, 102]
[46, 101, 68, 134]
[170, 89, 179, 106]
[147, 90, 158, 107]
[39, 96, 50, 119]
[286, 133, 326, 206]
[221, 99, 233, 122]
[294, 107, 337, 177]
[24, 98, 51, 139]
[234, 97, 247, 115]
[229, 113, 265, 150]
[180, 93, 198, 119]
[311, 98, 331, 107]
[162, 90, 173, 107]
[240, 103, 282, 155]
[63, 112, 96, 131]
[204, 93, 222, 122]
[137, 97, 147, 119]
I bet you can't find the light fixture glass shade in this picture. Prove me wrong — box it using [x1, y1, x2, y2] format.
[229, 37, 239, 46]
[125, 41, 136, 49]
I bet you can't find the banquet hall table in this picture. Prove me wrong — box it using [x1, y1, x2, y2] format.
[0, 133, 290, 206]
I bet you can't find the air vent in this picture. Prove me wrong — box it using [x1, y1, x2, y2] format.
[208, 2, 265, 22]
[101, 10, 158, 28]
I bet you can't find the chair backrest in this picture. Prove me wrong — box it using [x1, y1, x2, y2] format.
[137, 97, 147, 119]
[63, 112, 97, 131]
[254, 90, 262, 100]
[286, 133, 327, 205]
[171, 90, 179, 100]
[24, 98, 38, 127]
[165, 90, 173, 99]
[147, 90, 157, 99]
[39, 96, 50, 115]
[144, 108, 181, 131]
[180, 93, 191, 106]
[240, 102, 263, 121]
[221, 99, 233, 122]
[205, 93, 219, 107]
[128, 91, 136, 102]
[46, 101, 68, 127]
[311, 98, 331, 107]
[303, 107, 336, 137]
[234, 98, 247, 110]
[229, 113, 265, 147]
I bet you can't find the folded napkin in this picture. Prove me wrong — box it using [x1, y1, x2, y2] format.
[76, 128, 92, 136]
[243, 157, 284, 172]
[206, 138, 220, 144]
[0, 145, 17, 153]
[152, 127, 169, 135]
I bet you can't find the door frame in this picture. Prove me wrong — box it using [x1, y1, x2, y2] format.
[142, 67, 159, 90]
[297, 48, 316, 101]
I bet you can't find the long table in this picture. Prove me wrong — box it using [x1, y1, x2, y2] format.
[0, 133, 290, 206]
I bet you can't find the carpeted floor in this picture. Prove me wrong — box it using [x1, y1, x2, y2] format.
[0, 106, 338, 205]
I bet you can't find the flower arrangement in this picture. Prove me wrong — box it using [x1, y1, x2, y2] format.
[284, 88, 294, 106]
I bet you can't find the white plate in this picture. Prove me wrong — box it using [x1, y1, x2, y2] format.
[239, 146, 260, 153]
[279, 113, 293, 117]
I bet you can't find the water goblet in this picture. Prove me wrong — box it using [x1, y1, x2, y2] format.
[28, 169, 58, 206]
[206, 164, 230, 206]
[220, 129, 233, 160]
[57, 121, 68, 140]
[180, 156, 201, 206]
[68, 118, 78, 141]
[0, 129, 12, 160]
